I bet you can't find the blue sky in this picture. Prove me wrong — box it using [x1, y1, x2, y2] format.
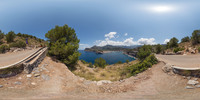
[0, 0, 200, 49]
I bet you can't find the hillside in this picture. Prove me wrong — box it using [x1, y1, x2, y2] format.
[0, 32, 47, 53]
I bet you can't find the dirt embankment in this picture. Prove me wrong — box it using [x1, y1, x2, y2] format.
[0, 57, 200, 100]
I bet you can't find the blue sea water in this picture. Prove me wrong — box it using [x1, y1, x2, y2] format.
[79, 50, 135, 64]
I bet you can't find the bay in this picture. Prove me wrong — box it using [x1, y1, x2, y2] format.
[79, 50, 135, 64]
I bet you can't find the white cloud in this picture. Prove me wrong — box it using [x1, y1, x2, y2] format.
[163, 39, 170, 44]
[95, 32, 157, 46]
[105, 32, 117, 39]
[79, 44, 90, 50]
[95, 37, 156, 46]
[124, 33, 128, 36]
[137, 38, 156, 45]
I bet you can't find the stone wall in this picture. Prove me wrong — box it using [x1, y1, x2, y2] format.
[0, 47, 47, 78]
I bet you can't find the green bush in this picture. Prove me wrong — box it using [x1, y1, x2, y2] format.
[88, 62, 93, 68]
[128, 54, 158, 76]
[0, 32, 4, 45]
[94, 58, 107, 68]
[155, 44, 163, 54]
[81, 60, 87, 64]
[181, 36, 190, 43]
[173, 47, 184, 53]
[137, 45, 152, 60]
[191, 30, 200, 45]
[168, 37, 179, 48]
[116, 61, 122, 64]
[6, 31, 15, 43]
[45, 24, 80, 68]
[198, 47, 200, 53]
[126, 59, 129, 63]
[9, 40, 26, 48]
[0, 45, 10, 53]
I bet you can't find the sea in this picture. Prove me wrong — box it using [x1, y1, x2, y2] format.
[78, 50, 135, 65]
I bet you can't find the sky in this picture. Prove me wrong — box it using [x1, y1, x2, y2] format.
[0, 0, 200, 50]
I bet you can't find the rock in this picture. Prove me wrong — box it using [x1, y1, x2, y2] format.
[195, 85, 200, 88]
[187, 80, 199, 85]
[14, 81, 22, 85]
[97, 80, 112, 86]
[185, 86, 194, 89]
[27, 74, 32, 78]
[183, 76, 186, 79]
[34, 73, 40, 77]
[31, 82, 36, 85]
[162, 64, 172, 73]
[0, 85, 3, 88]
[194, 78, 198, 81]
[18, 77, 22, 80]
[187, 77, 191, 80]
[33, 68, 40, 73]
[41, 74, 50, 81]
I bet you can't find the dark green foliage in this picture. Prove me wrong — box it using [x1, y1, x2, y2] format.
[81, 60, 87, 64]
[198, 47, 200, 53]
[6, 31, 16, 43]
[0, 30, 4, 44]
[9, 40, 26, 48]
[45, 24, 80, 68]
[168, 37, 179, 48]
[88, 62, 93, 68]
[155, 44, 163, 54]
[173, 47, 184, 53]
[128, 54, 158, 75]
[94, 58, 107, 68]
[181, 36, 190, 43]
[126, 59, 129, 63]
[137, 45, 152, 60]
[191, 30, 200, 45]
[116, 61, 122, 64]
[0, 45, 10, 53]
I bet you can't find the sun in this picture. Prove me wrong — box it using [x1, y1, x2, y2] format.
[150, 5, 174, 13]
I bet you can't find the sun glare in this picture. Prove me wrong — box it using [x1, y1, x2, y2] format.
[150, 5, 174, 13]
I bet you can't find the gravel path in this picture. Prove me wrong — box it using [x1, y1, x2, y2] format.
[156, 54, 200, 68]
[0, 48, 39, 67]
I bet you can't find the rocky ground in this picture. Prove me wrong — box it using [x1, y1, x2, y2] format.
[0, 56, 200, 100]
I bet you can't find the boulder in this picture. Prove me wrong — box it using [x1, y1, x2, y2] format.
[162, 64, 172, 73]
[187, 80, 199, 85]
[26, 74, 32, 78]
[14, 81, 22, 85]
[31, 82, 36, 85]
[34, 73, 40, 77]
[195, 85, 200, 88]
[185, 86, 194, 89]
[41, 74, 50, 81]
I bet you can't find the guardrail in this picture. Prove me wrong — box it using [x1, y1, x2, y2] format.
[0, 47, 48, 77]
[172, 66, 200, 77]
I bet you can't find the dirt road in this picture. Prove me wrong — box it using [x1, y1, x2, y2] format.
[0, 48, 39, 67]
[156, 54, 200, 68]
[0, 57, 200, 100]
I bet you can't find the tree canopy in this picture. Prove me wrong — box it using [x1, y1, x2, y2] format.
[168, 37, 179, 48]
[94, 58, 107, 68]
[191, 30, 200, 45]
[181, 36, 190, 43]
[45, 24, 80, 68]
[6, 31, 16, 43]
[137, 45, 152, 60]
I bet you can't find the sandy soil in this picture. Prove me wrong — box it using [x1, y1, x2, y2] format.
[0, 48, 39, 67]
[156, 54, 200, 68]
[0, 56, 200, 100]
